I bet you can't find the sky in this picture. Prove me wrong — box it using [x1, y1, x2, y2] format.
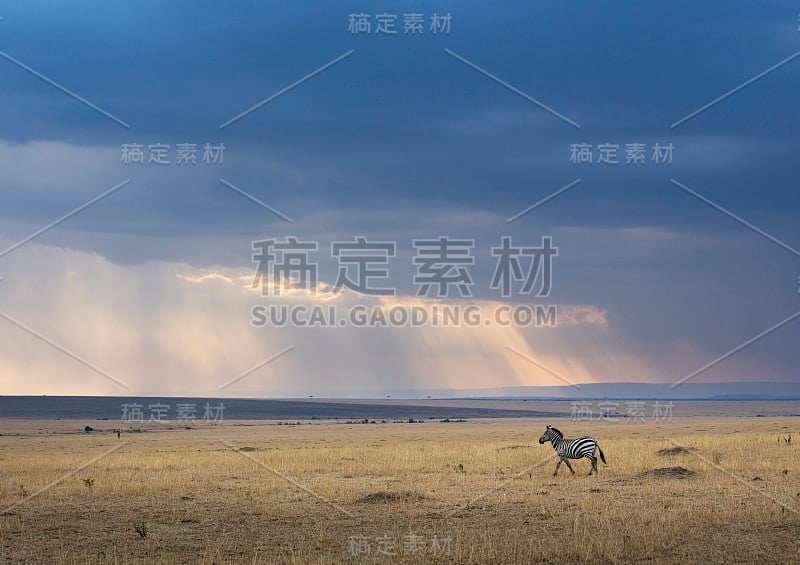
[0, 1, 798, 397]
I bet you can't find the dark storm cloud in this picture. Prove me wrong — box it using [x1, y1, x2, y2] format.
[1, 1, 798, 231]
[0, 1, 798, 382]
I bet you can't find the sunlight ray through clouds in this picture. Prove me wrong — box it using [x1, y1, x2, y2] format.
[0, 242, 628, 396]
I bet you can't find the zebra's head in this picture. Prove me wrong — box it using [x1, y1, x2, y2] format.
[538, 425, 563, 444]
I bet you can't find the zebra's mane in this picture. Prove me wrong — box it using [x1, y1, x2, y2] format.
[548, 426, 564, 438]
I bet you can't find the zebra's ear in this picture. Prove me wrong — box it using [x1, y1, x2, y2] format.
[546, 425, 551, 429]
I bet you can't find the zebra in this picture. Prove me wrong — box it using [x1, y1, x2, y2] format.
[538, 425, 606, 476]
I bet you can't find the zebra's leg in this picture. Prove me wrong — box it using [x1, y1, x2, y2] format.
[588, 456, 597, 475]
[563, 458, 575, 475]
[553, 458, 563, 476]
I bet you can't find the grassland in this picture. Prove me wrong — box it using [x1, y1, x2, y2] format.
[0, 416, 798, 564]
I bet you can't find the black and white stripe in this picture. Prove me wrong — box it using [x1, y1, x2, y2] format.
[538, 425, 606, 476]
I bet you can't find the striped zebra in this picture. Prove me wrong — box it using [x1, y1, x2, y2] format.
[538, 425, 606, 476]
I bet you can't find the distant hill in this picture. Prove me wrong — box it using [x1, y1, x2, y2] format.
[0, 396, 562, 420]
[709, 394, 787, 400]
[415, 381, 800, 400]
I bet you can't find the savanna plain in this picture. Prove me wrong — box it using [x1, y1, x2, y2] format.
[1, 409, 798, 564]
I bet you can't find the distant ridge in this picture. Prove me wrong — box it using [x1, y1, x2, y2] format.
[3, 381, 799, 402]
[0, 396, 561, 420]
[402, 381, 800, 400]
[709, 394, 787, 400]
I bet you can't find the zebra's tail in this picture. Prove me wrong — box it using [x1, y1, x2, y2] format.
[597, 445, 606, 465]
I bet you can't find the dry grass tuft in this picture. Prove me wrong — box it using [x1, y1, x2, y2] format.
[354, 490, 428, 503]
[656, 446, 697, 456]
[639, 466, 697, 478]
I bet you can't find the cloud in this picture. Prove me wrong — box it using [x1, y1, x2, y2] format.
[0, 242, 632, 397]
[557, 305, 608, 326]
[0, 3, 798, 396]
[176, 272, 235, 285]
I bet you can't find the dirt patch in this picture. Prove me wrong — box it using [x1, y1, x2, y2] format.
[639, 466, 696, 478]
[355, 491, 428, 503]
[656, 446, 696, 456]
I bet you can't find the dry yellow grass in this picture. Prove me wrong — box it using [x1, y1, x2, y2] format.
[0, 417, 798, 564]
